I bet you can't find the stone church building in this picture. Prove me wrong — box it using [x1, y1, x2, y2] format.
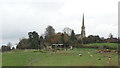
[76, 13, 86, 40]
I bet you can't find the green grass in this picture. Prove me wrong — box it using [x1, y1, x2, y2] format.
[2, 48, 118, 66]
[85, 43, 119, 48]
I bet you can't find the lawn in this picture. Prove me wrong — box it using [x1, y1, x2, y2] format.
[2, 48, 118, 66]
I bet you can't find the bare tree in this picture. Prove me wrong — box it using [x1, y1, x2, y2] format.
[63, 27, 72, 36]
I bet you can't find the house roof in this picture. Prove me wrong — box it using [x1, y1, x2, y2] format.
[52, 44, 64, 46]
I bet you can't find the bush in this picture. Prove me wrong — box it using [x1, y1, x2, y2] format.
[2, 45, 11, 52]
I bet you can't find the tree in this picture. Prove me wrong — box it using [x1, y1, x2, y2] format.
[40, 36, 44, 40]
[49, 32, 65, 44]
[12, 47, 15, 50]
[94, 35, 101, 42]
[109, 33, 113, 38]
[45, 25, 55, 43]
[82, 35, 101, 44]
[63, 27, 72, 36]
[101, 37, 105, 42]
[69, 30, 77, 47]
[70, 30, 77, 41]
[16, 38, 30, 49]
[39, 36, 44, 49]
[106, 33, 117, 43]
[7, 42, 12, 49]
[50, 37, 57, 44]
[2, 45, 11, 52]
[28, 31, 40, 49]
[61, 33, 70, 49]
[56, 33, 63, 44]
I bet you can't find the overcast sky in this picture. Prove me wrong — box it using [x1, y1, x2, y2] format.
[0, 0, 119, 46]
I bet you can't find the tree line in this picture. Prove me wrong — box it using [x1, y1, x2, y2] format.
[1, 25, 119, 51]
[16, 25, 103, 50]
[16, 26, 77, 49]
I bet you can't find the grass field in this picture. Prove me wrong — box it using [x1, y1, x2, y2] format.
[2, 47, 118, 66]
[85, 43, 118, 48]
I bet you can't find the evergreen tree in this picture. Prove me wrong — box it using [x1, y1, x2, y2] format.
[70, 30, 77, 41]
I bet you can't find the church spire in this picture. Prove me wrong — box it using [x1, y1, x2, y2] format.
[80, 13, 86, 39]
[82, 13, 85, 28]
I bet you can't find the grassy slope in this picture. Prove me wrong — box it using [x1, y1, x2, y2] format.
[32, 48, 118, 66]
[2, 48, 118, 66]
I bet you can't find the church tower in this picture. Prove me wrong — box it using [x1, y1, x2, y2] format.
[80, 13, 86, 39]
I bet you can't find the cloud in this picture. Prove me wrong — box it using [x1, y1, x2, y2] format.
[1, 0, 119, 45]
